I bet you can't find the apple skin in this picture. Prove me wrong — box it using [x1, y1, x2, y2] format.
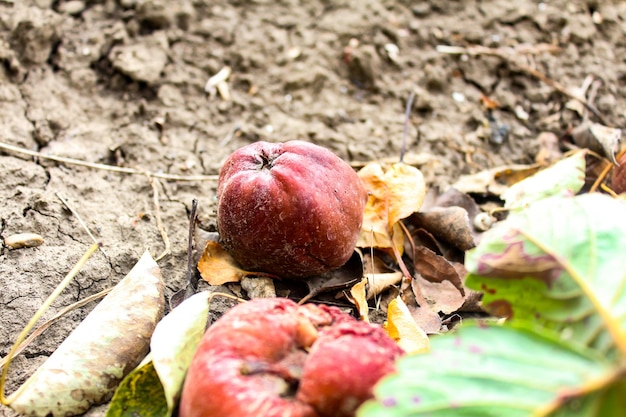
[297, 320, 403, 417]
[217, 140, 367, 278]
[179, 298, 404, 417]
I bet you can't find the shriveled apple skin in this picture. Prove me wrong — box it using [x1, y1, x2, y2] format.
[179, 298, 404, 417]
[217, 140, 367, 278]
[297, 320, 404, 417]
[179, 298, 320, 417]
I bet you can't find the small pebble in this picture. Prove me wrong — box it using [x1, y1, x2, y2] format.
[5, 233, 44, 249]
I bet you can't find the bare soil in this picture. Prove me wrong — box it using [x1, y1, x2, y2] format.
[1, 1, 625, 416]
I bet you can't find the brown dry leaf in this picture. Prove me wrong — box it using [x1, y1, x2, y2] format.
[197, 241, 252, 285]
[356, 162, 426, 250]
[300, 251, 363, 304]
[413, 276, 465, 315]
[349, 278, 370, 322]
[572, 121, 622, 165]
[401, 283, 442, 334]
[385, 296, 430, 354]
[412, 207, 476, 252]
[414, 246, 465, 293]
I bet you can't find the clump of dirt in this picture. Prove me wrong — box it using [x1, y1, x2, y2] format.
[1, 1, 624, 416]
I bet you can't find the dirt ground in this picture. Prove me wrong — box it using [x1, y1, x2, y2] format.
[1, 1, 624, 416]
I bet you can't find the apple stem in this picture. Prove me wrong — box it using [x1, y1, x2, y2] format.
[258, 150, 275, 170]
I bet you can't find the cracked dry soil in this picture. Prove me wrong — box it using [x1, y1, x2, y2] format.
[1, 1, 625, 416]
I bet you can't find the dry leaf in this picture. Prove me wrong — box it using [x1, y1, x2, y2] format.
[413, 275, 465, 315]
[197, 241, 252, 285]
[365, 272, 403, 299]
[385, 297, 430, 354]
[300, 251, 363, 304]
[349, 278, 370, 322]
[357, 162, 426, 250]
[411, 207, 476, 252]
[10, 251, 165, 417]
[401, 282, 442, 334]
[452, 164, 542, 196]
[572, 121, 621, 165]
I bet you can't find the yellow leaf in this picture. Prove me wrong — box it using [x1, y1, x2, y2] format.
[357, 162, 425, 250]
[349, 278, 370, 322]
[385, 296, 430, 354]
[197, 241, 249, 285]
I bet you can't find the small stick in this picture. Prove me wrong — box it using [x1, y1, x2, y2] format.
[56, 192, 107, 257]
[400, 91, 416, 163]
[147, 176, 171, 262]
[0, 141, 218, 182]
[187, 199, 200, 293]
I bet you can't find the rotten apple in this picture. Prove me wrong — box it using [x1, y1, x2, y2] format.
[179, 298, 403, 417]
[217, 140, 367, 278]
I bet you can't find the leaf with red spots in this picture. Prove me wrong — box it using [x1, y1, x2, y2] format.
[465, 193, 626, 358]
[358, 322, 623, 417]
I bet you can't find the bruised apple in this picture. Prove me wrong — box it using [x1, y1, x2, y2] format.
[217, 140, 367, 277]
[179, 298, 403, 417]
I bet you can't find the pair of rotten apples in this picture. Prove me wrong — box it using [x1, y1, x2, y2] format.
[180, 141, 403, 417]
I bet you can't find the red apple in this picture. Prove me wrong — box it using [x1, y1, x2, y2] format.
[179, 298, 404, 417]
[217, 140, 367, 278]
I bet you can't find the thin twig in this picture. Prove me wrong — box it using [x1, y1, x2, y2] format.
[186, 199, 200, 295]
[0, 141, 218, 182]
[56, 192, 108, 257]
[400, 91, 416, 163]
[147, 176, 171, 262]
[437, 44, 609, 125]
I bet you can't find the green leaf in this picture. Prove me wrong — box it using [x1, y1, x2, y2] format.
[502, 151, 586, 209]
[358, 322, 623, 417]
[106, 358, 168, 417]
[151, 291, 211, 414]
[465, 193, 626, 358]
[107, 291, 212, 417]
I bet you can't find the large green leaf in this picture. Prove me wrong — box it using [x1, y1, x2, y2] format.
[358, 323, 624, 417]
[465, 193, 626, 358]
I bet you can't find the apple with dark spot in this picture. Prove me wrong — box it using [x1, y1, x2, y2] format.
[217, 140, 367, 278]
[179, 298, 403, 417]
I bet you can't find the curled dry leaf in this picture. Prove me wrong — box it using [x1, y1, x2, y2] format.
[10, 251, 165, 417]
[365, 272, 403, 300]
[301, 250, 363, 304]
[197, 240, 257, 285]
[385, 297, 430, 354]
[350, 278, 370, 322]
[612, 152, 626, 194]
[411, 207, 476, 252]
[572, 121, 621, 165]
[356, 162, 425, 251]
